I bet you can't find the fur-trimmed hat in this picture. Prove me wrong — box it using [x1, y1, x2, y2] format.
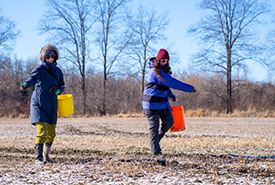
[39, 44, 59, 61]
[156, 49, 169, 60]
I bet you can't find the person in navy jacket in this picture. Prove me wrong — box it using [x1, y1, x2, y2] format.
[142, 49, 196, 157]
[21, 44, 65, 164]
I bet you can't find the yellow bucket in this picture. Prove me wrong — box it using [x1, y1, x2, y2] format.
[57, 94, 74, 117]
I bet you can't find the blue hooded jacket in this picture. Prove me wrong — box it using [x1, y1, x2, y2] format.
[142, 61, 194, 115]
[25, 45, 65, 125]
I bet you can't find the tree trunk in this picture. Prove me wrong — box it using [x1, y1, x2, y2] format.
[82, 72, 87, 115]
[102, 51, 107, 116]
[141, 49, 147, 100]
[102, 75, 107, 116]
[141, 56, 147, 98]
[226, 49, 232, 113]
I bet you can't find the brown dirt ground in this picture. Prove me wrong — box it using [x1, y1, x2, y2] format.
[0, 117, 274, 184]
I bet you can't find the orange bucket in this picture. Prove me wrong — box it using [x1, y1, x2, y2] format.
[169, 106, 185, 132]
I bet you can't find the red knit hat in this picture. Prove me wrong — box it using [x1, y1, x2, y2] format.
[156, 49, 170, 60]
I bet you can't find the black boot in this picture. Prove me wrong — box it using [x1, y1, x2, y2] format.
[35, 144, 44, 164]
[43, 143, 52, 163]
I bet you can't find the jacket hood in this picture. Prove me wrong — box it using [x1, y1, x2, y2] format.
[148, 57, 156, 68]
[148, 61, 154, 68]
[39, 44, 59, 61]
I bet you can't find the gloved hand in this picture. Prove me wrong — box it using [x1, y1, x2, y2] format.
[55, 89, 61, 95]
[20, 82, 29, 91]
[169, 98, 176, 102]
[191, 88, 196, 93]
[49, 87, 57, 95]
[49, 86, 61, 95]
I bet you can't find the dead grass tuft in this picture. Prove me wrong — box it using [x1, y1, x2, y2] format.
[185, 109, 219, 117]
[230, 107, 275, 118]
[3, 108, 274, 119]
[185, 108, 275, 118]
[7, 114, 29, 119]
[116, 112, 145, 118]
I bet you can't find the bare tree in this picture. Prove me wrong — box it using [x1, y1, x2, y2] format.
[264, 14, 275, 81]
[0, 10, 20, 55]
[94, 0, 132, 115]
[188, 0, 270, 113]
[39, 0, 96, 115]
[126, 5, 169, 95]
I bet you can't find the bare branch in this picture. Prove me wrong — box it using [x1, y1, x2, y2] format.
[39, 0, 97, 115]
[0, 11, 21, 54]
[188, 0, 270, 113]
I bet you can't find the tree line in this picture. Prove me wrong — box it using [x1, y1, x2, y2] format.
[0, 56, 274, 117]
[0, 0, 274, 117]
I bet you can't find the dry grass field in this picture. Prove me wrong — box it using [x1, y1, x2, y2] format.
[0, 116, 274, 184]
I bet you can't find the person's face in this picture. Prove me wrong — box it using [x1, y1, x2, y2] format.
[45, 55, 55, 63]
[159, 59, 169, 66]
